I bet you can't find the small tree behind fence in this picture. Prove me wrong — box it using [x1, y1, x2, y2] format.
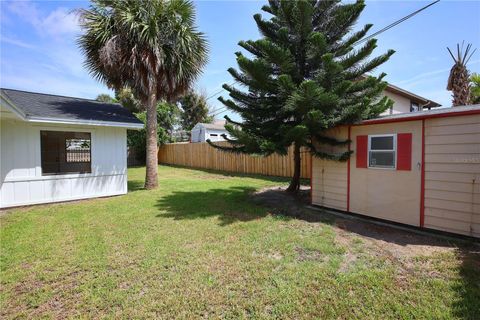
[158, 142, 311, 179]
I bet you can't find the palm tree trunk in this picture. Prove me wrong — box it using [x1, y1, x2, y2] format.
[286, 143, 301, 192]
[144, 91, 158, 189]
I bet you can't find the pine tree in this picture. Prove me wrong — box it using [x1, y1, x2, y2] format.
[208, 0, 394, 192]
[179, 91, 213, 131]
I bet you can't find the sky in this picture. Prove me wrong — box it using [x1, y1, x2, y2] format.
[1, 0, 479, 121]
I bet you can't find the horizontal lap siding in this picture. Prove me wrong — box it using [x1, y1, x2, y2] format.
[311, 126, 348, 211]
[424, 114, 480, 237]
[311, 159, 348, 210]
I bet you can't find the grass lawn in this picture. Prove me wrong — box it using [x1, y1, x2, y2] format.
[1, 165, 479, 319]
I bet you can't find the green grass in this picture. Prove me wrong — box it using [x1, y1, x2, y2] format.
[1, 165, 479, 319]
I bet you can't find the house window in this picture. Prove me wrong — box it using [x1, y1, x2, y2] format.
[410, 102, 419, 112]
[41, 131, 91, 175]
[368, 134, 396, 169]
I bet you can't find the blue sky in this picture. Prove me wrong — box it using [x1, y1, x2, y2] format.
[1, 0, 479, 120]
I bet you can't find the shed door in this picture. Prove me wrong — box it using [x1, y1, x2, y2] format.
[350, 122, 422, 226]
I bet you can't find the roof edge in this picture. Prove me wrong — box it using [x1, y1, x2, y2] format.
[358, 105, 480, 126]
[26, 116, 144, 129]
[0, 94, 27, 120]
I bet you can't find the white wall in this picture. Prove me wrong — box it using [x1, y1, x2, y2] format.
[381, 91, 413, 116]
[190, 124, 230, 143]
[205, 129, 230, 142]
[0, 119, 128, 208]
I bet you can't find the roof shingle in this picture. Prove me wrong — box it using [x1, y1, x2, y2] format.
[1, 88, 143, 126]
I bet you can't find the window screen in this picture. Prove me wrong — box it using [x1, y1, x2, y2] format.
[368, 135, 395, 168]
[41, 131, 91, 175]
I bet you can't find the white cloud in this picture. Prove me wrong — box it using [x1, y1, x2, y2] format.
[7, 1, 80, 38]
[40, 8, 81, 37]
[396, 59, 480, 87]
[0, 36, 36, 49]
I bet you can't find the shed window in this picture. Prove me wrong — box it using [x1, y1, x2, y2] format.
[41, 131, 91, 175]
[368, 134, 396, 169]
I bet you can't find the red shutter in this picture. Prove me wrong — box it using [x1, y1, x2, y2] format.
[356, 135, 368, 168]
[397, 133, 412, 171]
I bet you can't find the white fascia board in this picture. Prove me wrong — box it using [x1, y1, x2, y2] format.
[27, 116, 144, 129]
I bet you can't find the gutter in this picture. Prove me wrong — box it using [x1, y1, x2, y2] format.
[27, 116, 144, 130]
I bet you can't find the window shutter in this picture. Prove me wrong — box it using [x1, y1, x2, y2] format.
[356, 135, 368, 168]
[397, 133, 412, 171]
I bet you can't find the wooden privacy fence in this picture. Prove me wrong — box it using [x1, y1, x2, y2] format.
[158, 141, 311, 179]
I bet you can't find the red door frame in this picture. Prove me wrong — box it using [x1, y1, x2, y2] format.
[420, 119, 425, 227]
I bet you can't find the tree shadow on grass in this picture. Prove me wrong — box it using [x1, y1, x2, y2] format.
[128, 180, 145, 192]
[452, 250, 480, 319]
[155, 186, 271, 226]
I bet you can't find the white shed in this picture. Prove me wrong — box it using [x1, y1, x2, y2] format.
[0, 88, 143, 208]
[190, 120, 232, 143]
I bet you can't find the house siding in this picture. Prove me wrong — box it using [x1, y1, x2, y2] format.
[381, 90, 412, 115]
[0, 119, 128, 208]
[423, 114, 480, 237]
[311, 126, 348, 211]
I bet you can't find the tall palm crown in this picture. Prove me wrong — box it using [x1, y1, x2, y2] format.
[447, 42, 476, 106]
[78, 0, 208, 189]
[78, 0, 208, 104]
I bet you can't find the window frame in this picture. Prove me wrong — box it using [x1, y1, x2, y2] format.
[367, 134, 397, 170]
[410, 102, 420, 112]
[40, 130, 93, 176]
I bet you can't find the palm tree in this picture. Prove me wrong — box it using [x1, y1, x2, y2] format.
[447, 42, 476, 106]
[78, 0, 208, 189]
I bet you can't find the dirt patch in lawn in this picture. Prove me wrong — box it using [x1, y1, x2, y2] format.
[251, 186, 479, 265]
[251, 186, 310, 217]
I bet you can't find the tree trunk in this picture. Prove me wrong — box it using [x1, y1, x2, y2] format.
[286, 143, 301, 192]
[144, 92, 158, 189]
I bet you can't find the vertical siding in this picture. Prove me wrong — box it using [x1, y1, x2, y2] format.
[311, 126, 348, 211]
[424, 114, 480, 237]
[0, 120, 128, 208]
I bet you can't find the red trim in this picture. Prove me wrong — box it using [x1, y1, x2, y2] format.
[420, 119, 425, 227]
[356, 135, 368, 168]
[396, 133, 412, 171]
[347, 126, 351, 212]
[356, 109, 480, 126]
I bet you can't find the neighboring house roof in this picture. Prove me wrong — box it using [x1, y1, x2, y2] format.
[361, 104, 480, 125]
[195, 120, 227, 130]
[357, 75, 441, 108]
[384, 82, 441, 108]
[0, 88, 144, 129]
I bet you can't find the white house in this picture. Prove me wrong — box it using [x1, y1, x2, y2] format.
[0, 88, 143, 208]
[190, 120, 232, 143]
[381, 82, 440, 115]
